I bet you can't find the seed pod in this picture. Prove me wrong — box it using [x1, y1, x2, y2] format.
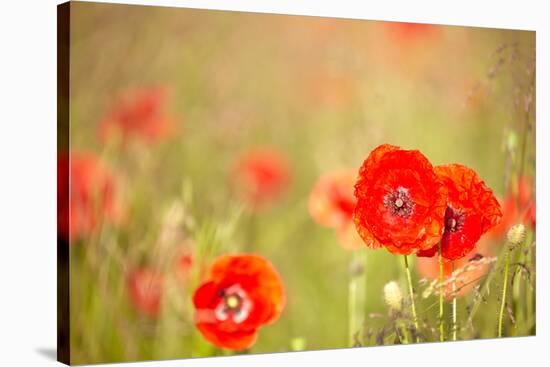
[384, 281, 403, 312]
[507, 224, 526, 246]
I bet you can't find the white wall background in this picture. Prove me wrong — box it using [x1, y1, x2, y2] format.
[0, 0, 547, 366]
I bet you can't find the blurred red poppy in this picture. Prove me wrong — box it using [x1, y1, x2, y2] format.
[418, 164, 501, 260]
[98, 86, 174, 144]
[304, 70, 355, 109]
[231, 148, 291, 210]
[174, 245, 194, 284]
[386, 22, 438, 44]
[57, 152, 122, 242]
[336, 221, 365, 250]
[489, 176, 535, 240]
[127, 268, 164, 318]
[524, 201, 536, 229]
[417, 246, 491, 300]
[193, 254, 285, 350]
[309, 170, 356, 228]
[309, 170, 363, 250]
[353, 144, 447, 254]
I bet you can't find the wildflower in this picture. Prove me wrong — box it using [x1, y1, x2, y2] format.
[193, 254, 285, 350]
[309, 170, 364, 250]
[383, 281, 403, 312]
[231, 148, 291, 211]
[127, 268, 164, 318]
[418, 164, 502, 260]
[353, 144, 447, 254]
[57, 152, 122, 242]
[98, 85, 174, 144]
[309, 170, 356, 229]
[507, 224, 526, 247]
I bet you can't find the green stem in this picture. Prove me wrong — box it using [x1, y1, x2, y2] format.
[348, 273, 358, 347]
[348, 251, 368, 347]
[498, 249, 511, 337]
[513, 244, 524, 332]
[398, 322, 409, 344]
[438, 243, 445, 342]
[452, 261, 457, 341]
[403, 255, 419, 341]
[363, 251, 369, 322]
[466, 249, 506, 324]
[525, 232, 535, 333]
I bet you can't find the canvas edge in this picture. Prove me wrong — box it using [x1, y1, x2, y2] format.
[57, 1, 71, 365]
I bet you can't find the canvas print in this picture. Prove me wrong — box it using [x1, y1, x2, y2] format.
[57, 1, 536, 365]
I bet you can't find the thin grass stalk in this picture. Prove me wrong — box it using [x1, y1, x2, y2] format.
[466, 249, 507, 324]
[452, 261, 457, 341]
[525, 232, 535, 332]
[498, 249, 511, 337]
[403, 255, 419, 341]
[348, 272, 358, 347]
[438, 242, 445, 342]
[349, 251, 367, 347]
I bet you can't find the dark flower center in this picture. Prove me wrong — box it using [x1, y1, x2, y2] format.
[444, 206, 464, 233]
[223, 293, 243, 311]
[384, 187, 415, 218]
[215, 284, 252, 324]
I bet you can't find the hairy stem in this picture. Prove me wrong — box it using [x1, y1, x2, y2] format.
[438, 243, 445, 342]
[452, 261, 457, 341]
[348, 251, 366, 347]
[498, 249, 511, 337]
[403, 255, 419, 341]
[348, 275, 357, 347]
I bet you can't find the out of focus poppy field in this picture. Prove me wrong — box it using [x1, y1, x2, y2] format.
[58, 3, 536, 364]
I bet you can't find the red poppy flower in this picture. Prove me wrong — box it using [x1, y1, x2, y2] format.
[127, 268, 164, 318]
[193, 254, 285, 350]
[353, 144, 447, 254]
[418, 164, 502, 260]
[231, 148, 291, 210]
[489, 176, 535, 239]
[98, 86, 174, 144]
[57, 152, 122, 242]
[417, 246, 491, 300]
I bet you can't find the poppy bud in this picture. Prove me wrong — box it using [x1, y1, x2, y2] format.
[384, 281, 403, 312]
[349, 259, 365, 278]
[507, 224, 526, 246]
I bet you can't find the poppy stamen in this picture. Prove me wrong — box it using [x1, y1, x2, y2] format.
[224, 294, 242, 310]
[444, 207, 465, 233]
[384, 187, 415, 218]
[214, 284, 253, 324]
